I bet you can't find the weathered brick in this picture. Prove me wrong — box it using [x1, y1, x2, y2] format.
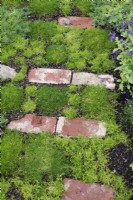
[7, 114, 57, 133]
[62, 179, 114, 200]
[58, 17, 95, 29]
[56, 117, 106, 138]
[0, 64, 16, 79]
[28, 68, 72, 84]
[72, 72, 115, 90]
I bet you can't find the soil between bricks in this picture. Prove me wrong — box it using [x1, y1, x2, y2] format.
[7, 184, 24, 200]
[108, 144, 133, 188]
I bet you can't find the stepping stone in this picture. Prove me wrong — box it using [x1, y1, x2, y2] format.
[62, 179, 114, 200]
[0, 64, 16, 79]
[58, 17, 95, 28]
[72, 72, 115, 90]
[28, 68, 72, 84]
[56, 117, 106, 138]
[7, 114, 57, 133]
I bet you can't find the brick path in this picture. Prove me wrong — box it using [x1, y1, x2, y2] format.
[3, 16, 116, 198]
[28, 68, 115, 90]
[8, 114, 106, 137]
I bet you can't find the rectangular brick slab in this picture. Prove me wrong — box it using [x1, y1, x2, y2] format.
[56, 117, 106, 138]
[58, 17, 95, 29]
[28, 68, 72, 84]
[7, 114, 57, 133]
[72, 72, 115, 90]
[62, 179, 114, 200]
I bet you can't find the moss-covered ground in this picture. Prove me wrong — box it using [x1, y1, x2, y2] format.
[1, 1, 133, 199]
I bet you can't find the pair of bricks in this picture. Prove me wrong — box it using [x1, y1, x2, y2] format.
[8, 114, 106, 138]
[28, 68, 115, 90]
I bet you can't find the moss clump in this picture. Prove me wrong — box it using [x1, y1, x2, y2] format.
[23, 133, 67, 182]
[1, 37, 46, 67]
[63, 107, 78, 119]
[30, 21, 58, 42]
[1, 177, 64, 200]
[13, 65, 27, 82]
[36, 86, 68, 116]
[83, 28, 115, 54]
[1, 83, 24, 113]
[2, 0, 24, 7]
[22, 86, 37, 113]
[46, 45, 68, 65]
[80, 85, 117, 123]
[73, 0, 91, 16]
[1, 4, 29, 45]
[90, 53, 113, 73]
[1, 130, 23, 176]
[30, 0, 59, 16]
[59, 0, 91, 16]
[22, 98, 36, 113]
[82, 28, 115, 73]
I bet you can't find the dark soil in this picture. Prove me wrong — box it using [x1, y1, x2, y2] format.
[5, 112, 24, 123]
[7, 184, 24, 200]
[108, 144, 133, 188]
[27, 13, 59, 22]
[116, 90, 133, 139]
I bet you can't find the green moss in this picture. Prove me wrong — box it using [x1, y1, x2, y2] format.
[36, 86, 68, 116]
[1, 178, 10, 200]
[2, 0, 24, 7]
[30, 0, 59, 16]
[59, 0, 71, 16]
[22, 133, 67, 182]
[68, 94, 80, 107]
[64, 28, 87, 70]
[22, 98, 36, 113]
[25, 86, 37, 97]
[1, 83, 24, 113]
[30, 21, 58, 42]
[90, 53, 113, 73]
[1, 177, 64, 200]
[46, 45, 68, 65]
[15, 57, 26, 65]
[55, 131, 131, 200]
[59, 0, 91, 16]
[1, 128, 131, 199]
[83, 28, 114, 53]
[13, 65, 27, 82]
[1, 45, 17, 64]
[63, 107, 78, 119]
[32, 56, 47, 66]
[1, 5, 29, 45]
[73, 0, 91, 16]
[1, 130, 23, 176]
[1, 37, 46, 67]
[80, 85, 117, 123]
[13, 36, 27, 51]
[82, 28, 115, 73]
[22, 86, 37, 113]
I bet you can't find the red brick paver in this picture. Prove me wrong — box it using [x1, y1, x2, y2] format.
[56, 117, 106, 137]
[7, 114, 57, 133]
[58, 17, 95, 28]
[28, 68, 72, 84]
[62, 179, 114, 200]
